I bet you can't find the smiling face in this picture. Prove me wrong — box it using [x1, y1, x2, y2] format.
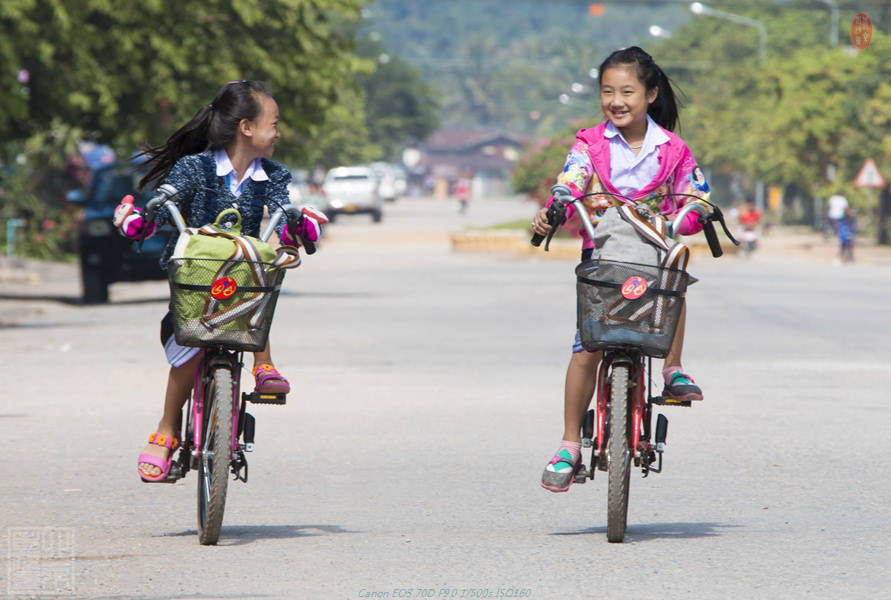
[243, 93, 280, 159]
[599, 64, 658, 134]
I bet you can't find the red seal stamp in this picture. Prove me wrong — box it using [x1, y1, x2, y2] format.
[621, 276, 647, 300]
[211, 277, 237, 300]
[851, 13, 872, 50]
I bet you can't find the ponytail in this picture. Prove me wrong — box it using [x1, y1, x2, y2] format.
[138, 80, 271, 190]
[137, 105, 213, 190]
[597, 46, 680, 132]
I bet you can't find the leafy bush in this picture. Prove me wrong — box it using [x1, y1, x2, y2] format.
[511, 122, 582, 205]
[0, 126, 83, 261]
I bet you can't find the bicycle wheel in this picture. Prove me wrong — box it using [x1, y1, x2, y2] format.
[197, 366, 233, 545]
[606, 364, 632, 543]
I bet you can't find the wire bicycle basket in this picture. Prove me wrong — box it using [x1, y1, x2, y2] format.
[167, 257, 285, 352]
[575, 258, 689, 358]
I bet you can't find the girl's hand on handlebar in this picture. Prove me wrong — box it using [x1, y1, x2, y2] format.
[280, 206, 325, 247]
[112, 195, 135, 228]
[532, 206, 552, 236]
[112, 195, 156, 240]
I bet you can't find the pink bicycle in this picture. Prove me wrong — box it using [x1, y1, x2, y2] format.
[139, 185, 314, 544]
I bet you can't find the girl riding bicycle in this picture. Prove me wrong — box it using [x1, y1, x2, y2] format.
[114, 80, 323, 482]
[531, 47, 711, 493]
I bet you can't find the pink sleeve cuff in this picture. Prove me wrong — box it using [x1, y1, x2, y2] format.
[673, 210, 703, 236]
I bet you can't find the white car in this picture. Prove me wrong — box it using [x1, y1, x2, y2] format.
[370, 162, 400, 203]
[322, 166, 383, 223]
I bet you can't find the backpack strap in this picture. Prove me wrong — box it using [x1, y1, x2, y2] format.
[616, 204, 670, 254]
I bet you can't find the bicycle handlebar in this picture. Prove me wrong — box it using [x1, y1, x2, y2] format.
[531, 185, 739, 258]
[138, 185, 315, 254]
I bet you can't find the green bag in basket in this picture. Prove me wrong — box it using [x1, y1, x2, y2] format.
[168, 208, 299, 343]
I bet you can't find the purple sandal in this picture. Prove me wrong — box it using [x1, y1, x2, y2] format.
[253, 363, 291, 394]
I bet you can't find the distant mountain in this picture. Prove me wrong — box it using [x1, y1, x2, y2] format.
[362, 0, 693, 136]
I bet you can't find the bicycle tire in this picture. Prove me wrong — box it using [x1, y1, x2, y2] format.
[606, 364, 632, 543]
[197, 367, 233, 545]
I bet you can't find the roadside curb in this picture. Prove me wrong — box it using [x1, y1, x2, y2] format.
[450, 230, 736, 259]
[0, 258, 41, 284]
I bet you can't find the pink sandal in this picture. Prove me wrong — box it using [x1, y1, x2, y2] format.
[253, 363, 291, 394]
[137, 432, 180, 483]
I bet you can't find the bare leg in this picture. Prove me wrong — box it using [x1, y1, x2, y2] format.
[663, 302, 686, 369]
[138, 355, 199, 477]
[561, 350, 602, 443]
[252, 339, 273, 370]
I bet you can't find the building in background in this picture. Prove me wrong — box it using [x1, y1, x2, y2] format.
[419, 129, 526, 198]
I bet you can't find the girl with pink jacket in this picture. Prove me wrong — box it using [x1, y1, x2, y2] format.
[532, 47, 711, 493]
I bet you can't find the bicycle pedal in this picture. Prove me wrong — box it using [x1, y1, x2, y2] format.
[164, 463, 184, 483]
[243, 392, 287, 405]
[652, 396, 691, 407]
[573, 466, 588, 483]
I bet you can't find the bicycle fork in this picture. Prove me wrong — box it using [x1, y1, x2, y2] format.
[575, 354, 670, 482]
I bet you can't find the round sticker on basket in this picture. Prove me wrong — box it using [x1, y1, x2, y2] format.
[621, 276, 647, 300]
[211, 277, 238, 300]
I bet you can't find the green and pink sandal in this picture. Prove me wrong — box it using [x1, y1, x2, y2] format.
[540, 448, 582, 493]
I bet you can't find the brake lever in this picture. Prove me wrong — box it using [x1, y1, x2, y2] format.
[544, 203, 566, 251]
[136, 207, 157, 253]
[713, 206, 740, 246]
[531, 200, 567, 251]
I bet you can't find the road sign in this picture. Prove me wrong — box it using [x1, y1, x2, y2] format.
[854, 158, 885, 188]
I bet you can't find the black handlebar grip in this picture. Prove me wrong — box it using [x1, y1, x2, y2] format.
[531, 206, 553, 247]
[302, 238, 317, 254]
[701, 219, 723, 258]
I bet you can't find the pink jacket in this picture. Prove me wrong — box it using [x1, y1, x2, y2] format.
[547, 122, 710, 249]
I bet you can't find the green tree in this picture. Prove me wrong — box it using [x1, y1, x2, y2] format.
[1, 0, 372, 167]
[355, 40, 440, 161]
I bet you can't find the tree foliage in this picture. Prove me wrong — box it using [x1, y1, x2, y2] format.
[1, 0, 371, 167]
[364, 0, 689, 137]
[511, 1, 891, 240]
[656, 4, 891, 215]
[355, 39, 440, 162]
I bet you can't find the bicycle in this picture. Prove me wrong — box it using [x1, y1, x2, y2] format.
[137, 184, 316, 545]
[532, 184, 738, 542]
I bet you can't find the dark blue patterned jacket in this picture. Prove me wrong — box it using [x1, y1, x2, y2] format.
[155, 150, 292, 268]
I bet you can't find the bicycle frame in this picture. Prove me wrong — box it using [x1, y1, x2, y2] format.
[169, 348, 247, 482]
[191, 350, 244, 467]
[593, 352, 650, 469]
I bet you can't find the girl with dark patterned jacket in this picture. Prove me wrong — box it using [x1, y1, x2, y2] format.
[113, 80, 324, 482]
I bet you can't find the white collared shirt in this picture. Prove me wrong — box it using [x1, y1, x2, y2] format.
[604, 114, 670, 198]
[213, 148, 269, 198]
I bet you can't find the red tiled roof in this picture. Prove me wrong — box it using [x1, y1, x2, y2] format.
[424, 129, 527, 151]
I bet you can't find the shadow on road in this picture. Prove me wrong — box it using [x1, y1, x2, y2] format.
[160, 523, 356, 546]
[0, 293, 170, 306]
[552, 521, 738, 541]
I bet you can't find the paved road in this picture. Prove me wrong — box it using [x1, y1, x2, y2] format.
[1, 196, 889, 599]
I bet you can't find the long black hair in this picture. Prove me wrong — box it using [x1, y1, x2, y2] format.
[138, 80, 271, 190]
[598, 46, 680, 132]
